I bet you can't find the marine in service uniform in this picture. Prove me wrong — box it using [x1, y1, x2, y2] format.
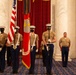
[29, 25, 39, 74]
[11, 26, 23, 74]
[0, 26, 7, 73]
[42, 24, 56, 75]
[59, 32, 71, 67]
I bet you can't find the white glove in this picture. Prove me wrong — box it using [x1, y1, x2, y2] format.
[0, 48, 2, 52]
[36, 49, 38, 52]
[20, 49, 22, 52]
[48, 39, 51, 43]
[46, 46, 49, 51]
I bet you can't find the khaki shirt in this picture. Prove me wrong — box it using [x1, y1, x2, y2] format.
[30, 33, 39, 46]
[59, 37, 70, 47]
[42, 30, 55, 43]
[12, 33, 23, 46]
[0, 33, 7, 46]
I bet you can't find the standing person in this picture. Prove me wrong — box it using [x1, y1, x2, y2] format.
[42, 23, 56, 75]
[11, 26, 23, 74]
[59, 32, 71, 67]
[29, 25, 39, 74]
[0, 26, 7, 73]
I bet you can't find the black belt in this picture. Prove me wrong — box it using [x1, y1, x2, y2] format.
[62, 46, 68, 47]
[0, 45, 2, 48]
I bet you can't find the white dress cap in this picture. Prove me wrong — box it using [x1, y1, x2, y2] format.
[0, 26, 5, 28]
[46, 23, 52, 27]
[30, 25, 35, 29]
[15, 26, 20, 29]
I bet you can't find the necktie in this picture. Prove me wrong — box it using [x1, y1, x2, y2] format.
[48, 30, 50, 39]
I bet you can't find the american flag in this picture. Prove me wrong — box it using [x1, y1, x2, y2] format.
[7, 0, 16, 44]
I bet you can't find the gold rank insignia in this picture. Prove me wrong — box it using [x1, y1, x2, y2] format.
[13, 45, 17, 50]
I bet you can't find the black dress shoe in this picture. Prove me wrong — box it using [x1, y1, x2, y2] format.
[47, 74, 52, 75]
[43, 64, 46, 66]
[7, 62, 12, 66]
[12, 70, 18, 74]
[63, 65, 67, 67]
[0, 70, 4, 73]
[29, 71, 34, 74]
[47, 72, 52, 75]
[47, 73, 52, 75]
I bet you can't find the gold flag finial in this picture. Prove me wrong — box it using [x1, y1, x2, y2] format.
[18, 0, 22, 1]
[33, 0, 35, 2]
[43, 0, 50, 1]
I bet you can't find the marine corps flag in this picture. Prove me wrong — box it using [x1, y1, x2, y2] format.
[22, 0, 31, 69]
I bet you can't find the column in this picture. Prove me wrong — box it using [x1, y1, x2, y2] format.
[54, 0, 72, 61]
[0, 0, 13, 60]
[0, 0, 9, 33]
[67, 0, 76, 58]
[0, 0, 14, 33]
